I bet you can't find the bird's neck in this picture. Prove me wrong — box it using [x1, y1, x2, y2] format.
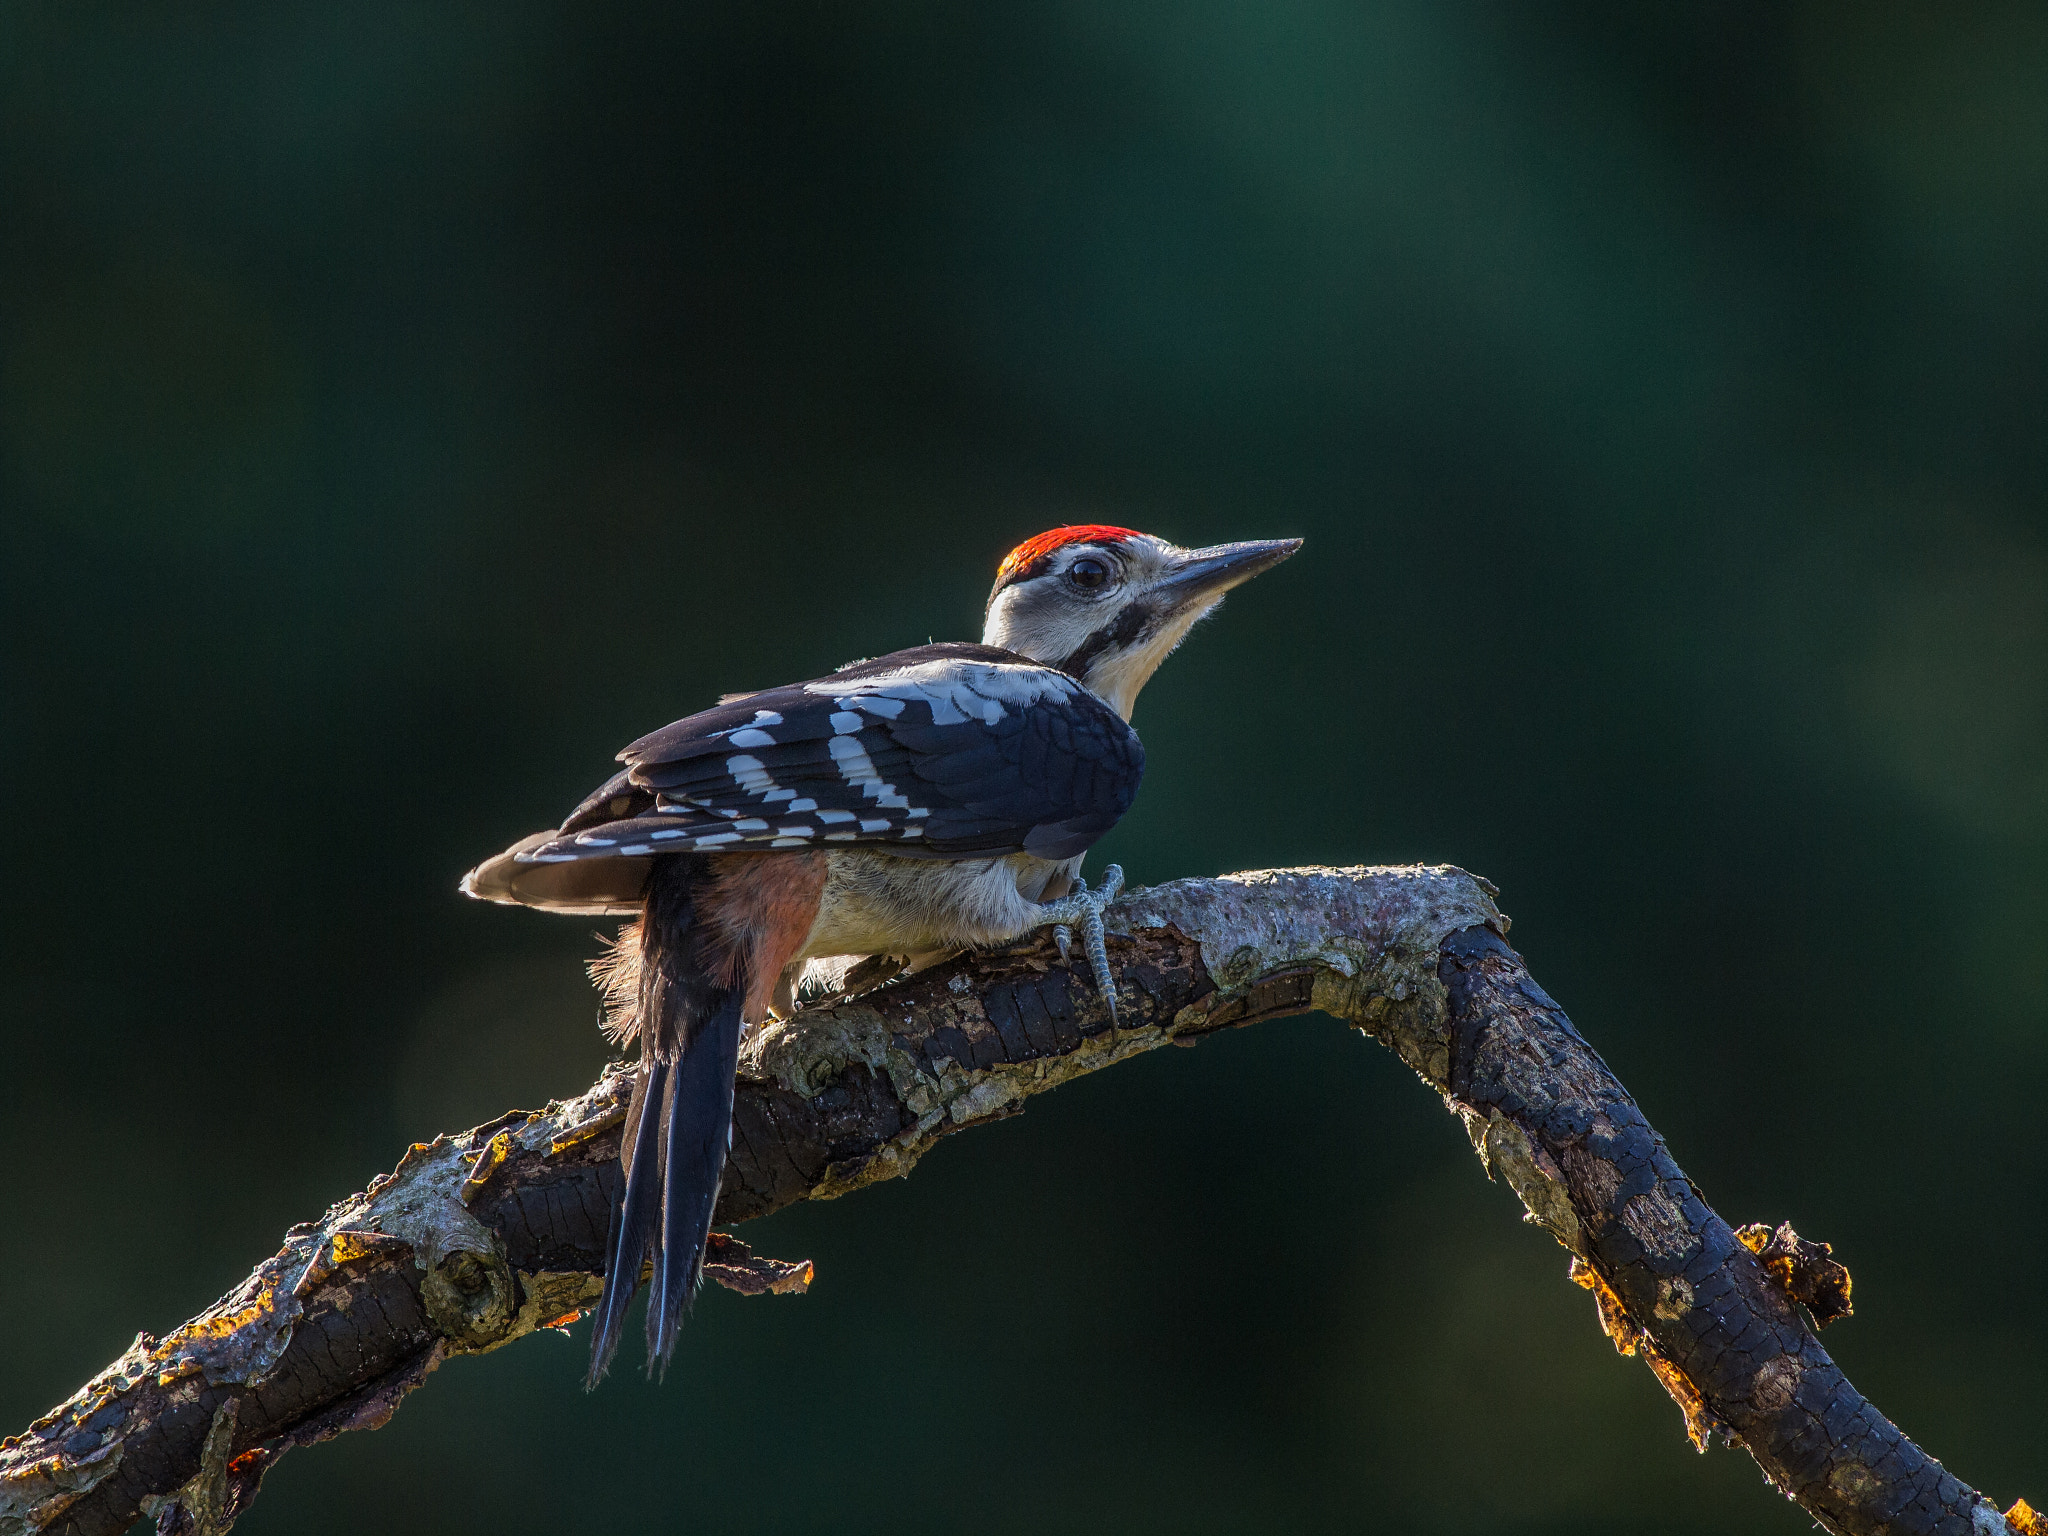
[982, 597, 1219, 722]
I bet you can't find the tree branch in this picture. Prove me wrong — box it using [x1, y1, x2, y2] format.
[2, 867, 2035, 1536]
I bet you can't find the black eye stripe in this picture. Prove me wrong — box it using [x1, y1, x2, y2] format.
[1058, 603, 1153, 678]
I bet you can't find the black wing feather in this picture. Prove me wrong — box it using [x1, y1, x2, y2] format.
[495, 645, 1143, 886]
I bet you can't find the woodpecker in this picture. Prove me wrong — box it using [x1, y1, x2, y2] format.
[462, 526, 1300, 1384]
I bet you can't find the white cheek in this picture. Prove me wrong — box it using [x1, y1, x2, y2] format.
[980, 586, 1026, 649]
[981, 590, 1101, 662]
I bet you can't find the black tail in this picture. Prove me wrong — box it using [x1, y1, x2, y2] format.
[647, 986, 742, 1369]
[586, 855, 747, 1388]
[587, 1052, 669, 1385]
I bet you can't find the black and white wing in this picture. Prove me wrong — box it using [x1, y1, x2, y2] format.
[462, 643, 1144, 913]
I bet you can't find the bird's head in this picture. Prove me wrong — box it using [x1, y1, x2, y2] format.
[982, 526, 1302, 719]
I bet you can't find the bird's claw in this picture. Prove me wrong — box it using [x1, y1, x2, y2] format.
[1039, 865, 1125, 1038]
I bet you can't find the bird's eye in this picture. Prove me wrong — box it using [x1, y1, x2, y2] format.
[1068, 557, 1111, 590]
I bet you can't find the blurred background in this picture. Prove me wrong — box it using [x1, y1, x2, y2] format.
[2, 2, 2043, 1532]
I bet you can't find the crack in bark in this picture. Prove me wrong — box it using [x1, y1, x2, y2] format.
[0, 865, 2028, 1536]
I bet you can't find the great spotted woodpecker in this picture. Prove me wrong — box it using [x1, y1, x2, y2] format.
[462, 526, 1300, 1383]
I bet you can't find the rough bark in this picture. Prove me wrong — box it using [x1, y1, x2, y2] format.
[0, 866, 2032, 1536]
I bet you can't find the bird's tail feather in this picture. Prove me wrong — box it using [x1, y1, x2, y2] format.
[587, 1053, 670, 1388]
[585, 853, 750, 1388]
[647, 986, 744, 1374]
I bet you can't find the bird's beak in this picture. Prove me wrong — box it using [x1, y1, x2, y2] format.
[1153, 537, 1303, 612]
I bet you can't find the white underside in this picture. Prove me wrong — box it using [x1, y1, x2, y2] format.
[791, 847, 1081, 987]
[798, 847, 1080, 956]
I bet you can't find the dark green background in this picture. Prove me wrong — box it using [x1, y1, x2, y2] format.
[3, 3, 2043, 1532]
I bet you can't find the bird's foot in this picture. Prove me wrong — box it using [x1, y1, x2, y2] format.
[1041, 865, 1125, 1038]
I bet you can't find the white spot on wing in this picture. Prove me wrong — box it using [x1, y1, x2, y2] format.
[918, 687, 968, 725]
[727, 728, 777, 749]
[826, 734, 910, 808]
[725, 754, 772, 793]
[830, 711, 864, 734]
[843, 694, 905, 719]
[725, 751, 808, 808]
[812, 660, 1074, 729]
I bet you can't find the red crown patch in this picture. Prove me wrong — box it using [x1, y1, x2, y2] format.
[993, 525, 1142, 593]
